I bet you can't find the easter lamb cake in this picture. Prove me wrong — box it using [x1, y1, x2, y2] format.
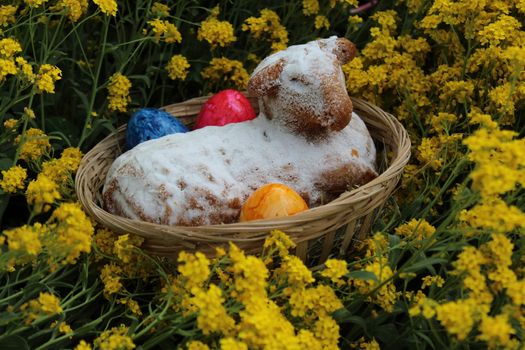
[102, 36, 377, 226]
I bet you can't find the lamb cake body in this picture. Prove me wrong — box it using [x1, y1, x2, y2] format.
[103, 37, 378, 226]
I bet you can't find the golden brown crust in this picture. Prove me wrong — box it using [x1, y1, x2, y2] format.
[313, 163, 378, 203]
[332, 38, 357, 64]
[248, 58, 285, 97]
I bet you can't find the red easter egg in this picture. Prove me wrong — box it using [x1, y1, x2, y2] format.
[194, 89, 256, 129]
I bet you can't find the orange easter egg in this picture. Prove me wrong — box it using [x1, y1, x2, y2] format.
[239, 183, 309, 222]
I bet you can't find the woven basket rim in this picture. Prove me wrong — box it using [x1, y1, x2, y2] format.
[75, 96, 411, 243]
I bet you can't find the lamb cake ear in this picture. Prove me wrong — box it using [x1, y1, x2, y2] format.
[248, 58, 285, 97]
[318, 37, 357, 65]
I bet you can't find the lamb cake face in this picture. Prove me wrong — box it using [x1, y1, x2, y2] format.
[102, 36, 378, 226]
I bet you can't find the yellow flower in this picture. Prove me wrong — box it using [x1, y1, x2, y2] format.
[289, 285, 343, 318]
[107, 73, 132, 112]
[237, 296, 298, 348]
[113, 234, 143, 263]
[20, 292, 62, 324]
[177, 251, 210, 291]
[187, 341, 210, 350]
[483, 233, 513, 267]
[362, 28, 397, 60]
[197, 10, 236, 49]
[147, 19, 182, 44]
[3, 223, 45, 257]
[506, 278, 525, 305]
[166, 54, 190, 81]
[0, 38, 22, 58]
[74, 340, 92, 350]
[357, 338, 381, 350]
[57, 321, 73, 334]
[242, 9, 289, 53]
[16, 57, 35, 82]
[118, 298, 142, 316]
[92, 0, 117, 16]
[296, 330, 322, 349]
[314, 15, 330, 30]
[409, 291, 438, 318]
[40, 147, 82, 188]
[429, 112, 457, 134]
[151, 2, 170, 17]
[421, 275, 445, 289]
[302, 0, 320, 15]
[0, 165, 27, 193]
[320, 259, 348, 284]
[94, 325, 135, 350]
[395, 218, 436, 240]
[0, 58, 17, 82]
[100, 263, 123, 296]
[0, 5, 17, 27]
[439, 80, 474, 106]
[342, 57, 369, 94]
[15, 128, 51, 161]
[435, 299, 475, 340]
[313, 315, 340, 350]
[190, 284, 236, 335]
[263, 229, 296, 257]
[477, 314, 516, 348]
[229, 243, 269, 304]
[220, 338, 247, 350]
[202, 57, 249, 90]
[416, 137, 442, 170]
[488, 82, 516, 117]
[24, 0, 48, 7]
[280, 255, 315, 286]
[351, 257, 399, 312]
[477, 15, 522, 46]
[459, 199, 525, 233]
[93, 228, 118, 258]
[3, 118, 17, 129]
[453, 246, 487, 273]
[47, 202, 94, 264]
[371, 10, 398, 34]
[52, 0, 88, 22]
[26, 175, 61, 213]
[35, 64, 62, 94]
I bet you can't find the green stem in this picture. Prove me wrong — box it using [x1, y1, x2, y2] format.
[78, 16, 110, 148]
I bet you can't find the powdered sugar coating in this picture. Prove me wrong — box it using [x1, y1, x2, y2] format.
[249, 36, 355, 138]
[103, 37, 377, 226]
[103, 112, 376, 225]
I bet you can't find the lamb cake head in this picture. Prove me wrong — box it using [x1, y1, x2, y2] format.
[102, 36, 377, 226]
[248, 37, 357, 139]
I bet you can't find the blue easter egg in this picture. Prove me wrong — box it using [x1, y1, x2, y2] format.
[126, 108, 189, 149]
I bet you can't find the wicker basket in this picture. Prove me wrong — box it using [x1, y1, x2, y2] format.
[76, 96, 410, 264]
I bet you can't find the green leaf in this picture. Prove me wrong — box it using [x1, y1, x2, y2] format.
[0, 312, 19, 326]
[348, 270, 379, 282]
[0, 157, 13, 171]
[333, 309, 367, 330]
[1, 335, 30, 350]
[374, 323, 399, 344]
[402, 258, 448, 273]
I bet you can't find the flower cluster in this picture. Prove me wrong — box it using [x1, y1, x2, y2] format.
[158, 230, 347, 349]
[107, 72, 132, 112]
[201, 57, 249, 90]
[197, 7, 236, 49]
[242, 9, 289, 52]
[146, 18, 182, 44]
[166, 54, 190, 81]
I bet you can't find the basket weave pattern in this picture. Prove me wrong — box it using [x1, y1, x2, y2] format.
[76, 96, 410, 263]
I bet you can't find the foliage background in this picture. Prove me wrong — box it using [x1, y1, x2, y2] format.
[1, 0, 525, 349]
